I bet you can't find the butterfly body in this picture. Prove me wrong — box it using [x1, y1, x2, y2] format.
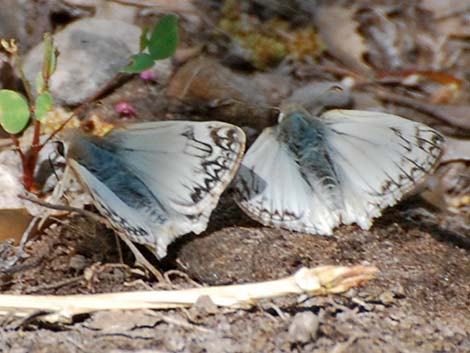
[67, 133, 167, 239]
[235, 104, 444, 235]
[278, 109, 344, 220]
[64, 121, 246, 259]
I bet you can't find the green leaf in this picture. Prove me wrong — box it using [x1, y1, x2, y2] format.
[34, 92, 53, 121]
[148, 14, 179, 60]
[35, 72, 44, 93]
[41, 33, 56, 86]
[0, 90, 30, 134]
[121, 53, 155, 74]
[139, 27, 150, 52]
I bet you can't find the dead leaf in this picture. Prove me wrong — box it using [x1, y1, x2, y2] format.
[120, 0, 198, 13]
[421, 0, 470, 37]
[315, 6, 370, 74]
[166, 57, 274, 130]
[441, 136, 470, 162]
[376, 70, 463, 104]
[375, 90, 470, 131]
[0, 208, 32, 244]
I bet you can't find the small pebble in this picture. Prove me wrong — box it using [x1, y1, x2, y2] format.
[379, 291, 396, 305]
[391, 283, 406, 298]
[69, 254, 87, 272]
[287, 311, 319, 343]
[164, 333, 186, 352]
[190, 295, 218, 318]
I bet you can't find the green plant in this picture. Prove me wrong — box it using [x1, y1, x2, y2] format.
[0, 34, 56, 192]
[121, 14, 179, 73]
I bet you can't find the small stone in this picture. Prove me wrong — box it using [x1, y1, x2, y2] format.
[190, 295, 218, 317]
[374, 305, 385, 312]
[69, 254, 87, 271]
[379, 291, 396, 305]
[164, 333, 186, 352]
[287, 311, 319, 343]
[391, 283, 406, 298]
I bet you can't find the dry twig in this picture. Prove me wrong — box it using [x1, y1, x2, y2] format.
[375, 90, 470, 130]
[0, 265, 377, 323]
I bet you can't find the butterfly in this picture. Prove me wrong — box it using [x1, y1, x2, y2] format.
[234, 103, 444, 235]
[62, 120, 246, 259]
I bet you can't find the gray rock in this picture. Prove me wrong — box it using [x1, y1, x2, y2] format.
[0, 0, 30, 47]
[190, 295, 219, 317]
[287, 311, 319, 343]
[164, 333, 186, 352]
[23, 18, 141, 105]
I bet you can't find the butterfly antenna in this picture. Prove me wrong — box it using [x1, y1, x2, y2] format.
[40, 67, 134, 150]
[18, 193, 103, 222]
[208, 97, 280, 113]
[39, 91, 94, 150]
[171, 94, 280, 116]
[39, 112, 77, 150]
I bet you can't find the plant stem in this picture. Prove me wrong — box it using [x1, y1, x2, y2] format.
[9, 133, 25, 166]
[18, 120, 41, 193]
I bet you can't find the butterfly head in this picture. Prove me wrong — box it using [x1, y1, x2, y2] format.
[278, 103, 311, 124]
[57, 128, 82, 159]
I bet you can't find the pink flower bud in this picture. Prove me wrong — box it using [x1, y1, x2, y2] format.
[139, 69, 155, 81]
[115, 101, 136, 117]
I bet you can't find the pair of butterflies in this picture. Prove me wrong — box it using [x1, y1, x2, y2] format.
[62, 103, 444, 259]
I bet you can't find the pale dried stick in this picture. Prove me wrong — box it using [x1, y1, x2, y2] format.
[0, 265, 378, 323]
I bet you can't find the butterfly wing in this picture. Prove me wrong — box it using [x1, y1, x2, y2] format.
[235, 107, 444, 234]
[66, 121, 245, 258]
[322, 109, 444, 229]
[234, 127, 341, 235]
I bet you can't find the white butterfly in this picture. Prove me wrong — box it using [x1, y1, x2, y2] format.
[62, 121, 246, 259]
[234, 103, 444, 235]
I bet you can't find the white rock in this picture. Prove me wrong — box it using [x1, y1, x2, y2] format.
[23, 18, 141, 105]
[287, 311, 319, 343]
[0, 149, 26, 210]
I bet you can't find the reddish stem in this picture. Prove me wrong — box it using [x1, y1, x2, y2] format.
[10, 133, 25, 165]
[19, 120, 42, 193]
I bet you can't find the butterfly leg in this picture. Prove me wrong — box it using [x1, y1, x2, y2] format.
[114, 230, 165, 283]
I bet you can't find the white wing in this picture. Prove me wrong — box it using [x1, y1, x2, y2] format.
[65, 121, 245, 258]
[234, 127, 341, 235]
[322, 109, 444, 229]
[235, 108, 444, 234]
